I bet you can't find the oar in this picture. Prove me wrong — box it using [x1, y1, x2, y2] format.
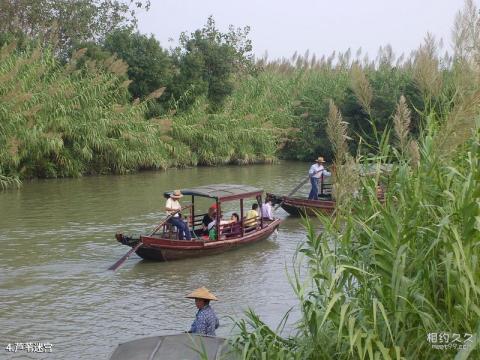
[273, 178, 309, 211]
[273, 174, 314, 209]
[273, 169, 328, 211]
[149, 204, 192, 236]
[108, 205, 191, 271]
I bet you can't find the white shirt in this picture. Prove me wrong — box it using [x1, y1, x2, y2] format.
[207, 219, 230, 230]
[261, 202, 273, 220]
[309, 163, 331, 179]
[165, 198, 181, 217]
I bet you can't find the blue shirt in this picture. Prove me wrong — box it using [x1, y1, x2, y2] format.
[190, 305, 219, 336]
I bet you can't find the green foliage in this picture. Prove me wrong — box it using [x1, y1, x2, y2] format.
[0, 0, 150, 53]
[0, 43, 178, 182]
[231, 61, 480, 359]
[103, 29, 173, 107]
[0, 42, 287, 187]
[172, 98, 281, 166]
[171, 16, 254, 111]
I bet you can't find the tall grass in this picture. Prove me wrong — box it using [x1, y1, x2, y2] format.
[0, 44, 177, 186]
[231, 1, 480, 358]
[232, 86, 480, 360]
[0, 43, 287, 188]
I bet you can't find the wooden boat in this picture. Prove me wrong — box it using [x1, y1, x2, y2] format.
[268, 193, 336, 216]
[268, 183, 385, 217]
[115, 184, 281, 261]
[109, 334, 237, 360]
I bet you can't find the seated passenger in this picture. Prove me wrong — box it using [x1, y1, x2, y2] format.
[226, 213, 241, 237]
[207, 212, 231, 240]
[245, 203, 259, 227]
[202, 204, 216, 235]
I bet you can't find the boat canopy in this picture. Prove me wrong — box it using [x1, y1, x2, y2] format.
[164, 184, 263, 202]
[109, 334, 236, 360]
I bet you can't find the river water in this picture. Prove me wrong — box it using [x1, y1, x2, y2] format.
[0, 161, 320, 359]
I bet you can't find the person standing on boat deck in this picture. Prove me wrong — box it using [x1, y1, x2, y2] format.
[165, 190, 191, 240]
[308, 156, 331, 200]
[260, 197, 273, 220]
[186, 287, 219, 336]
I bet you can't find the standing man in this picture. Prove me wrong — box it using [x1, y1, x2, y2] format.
[165, 189, 191, 240]
[308, 156, 331, 200]
[260, 196, 274, 220]
[187, 287, 219, 336]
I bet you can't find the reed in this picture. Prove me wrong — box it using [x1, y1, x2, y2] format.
[0, 43, 175, 184]
[231, 2, 480, 356]
[393, 95, 412, 156]
[232, 91, 480, 360]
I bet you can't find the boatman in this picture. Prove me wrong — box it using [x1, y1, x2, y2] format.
[308, 156, 331, 200]
[186, 287, 219, 336]
[165, 190, 191, 240]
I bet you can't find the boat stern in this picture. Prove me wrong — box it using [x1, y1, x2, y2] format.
[115, 233, 140, 247]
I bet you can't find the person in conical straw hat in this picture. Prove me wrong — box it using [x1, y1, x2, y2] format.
[165, 189, 191, 240]
[186, 287, 219, 336]
[308, 156, 331, 200]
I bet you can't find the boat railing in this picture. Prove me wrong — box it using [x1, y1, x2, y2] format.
[160, 214, 263, 241]
[189, 213, 206, 230]
[242, 216, 259, 231]
[319, 181, 332, 196]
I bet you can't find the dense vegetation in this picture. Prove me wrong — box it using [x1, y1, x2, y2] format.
[233, 124, 480, 359]
[231, 1, 480, 359]
[0, 0, 478, 191]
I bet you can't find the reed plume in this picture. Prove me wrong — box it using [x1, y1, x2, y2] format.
[434, 90, 480, 158]
[408, 139, 420, 168]
[452, 0, 480, 63]
[146, 87, 166, 100]
[350, 64, 372, 114]
[393, 95, 411, 154]
[326, 100, 357, 211]
[413, 33, 442, 98]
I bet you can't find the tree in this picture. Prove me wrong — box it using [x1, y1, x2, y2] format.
[0, 0, 151, 52]
[103, 29, 173, 108]
[172, 16, 254, 110]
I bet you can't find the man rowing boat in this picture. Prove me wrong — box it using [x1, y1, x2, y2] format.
[308, 156, 331, 200]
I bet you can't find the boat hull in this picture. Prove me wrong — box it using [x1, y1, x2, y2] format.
[268, 190, 385, 217]
[116, 219, 281, 262]
[268, 193, 335, 216]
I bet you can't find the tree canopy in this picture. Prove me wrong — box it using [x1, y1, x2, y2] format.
[104, 29, 173, 101]
[0, 0, 151, 51]
[172, 16, 254, 110]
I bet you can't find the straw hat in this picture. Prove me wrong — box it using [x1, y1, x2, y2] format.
[316, 156, 326, 163]
[186, 287, 218, 301]
[170, 189, 183, 199]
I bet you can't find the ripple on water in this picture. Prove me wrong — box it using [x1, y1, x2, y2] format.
[0, 162, 320, 359]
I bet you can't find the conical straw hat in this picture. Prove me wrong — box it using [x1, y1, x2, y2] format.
[186, 286, 218, 301]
